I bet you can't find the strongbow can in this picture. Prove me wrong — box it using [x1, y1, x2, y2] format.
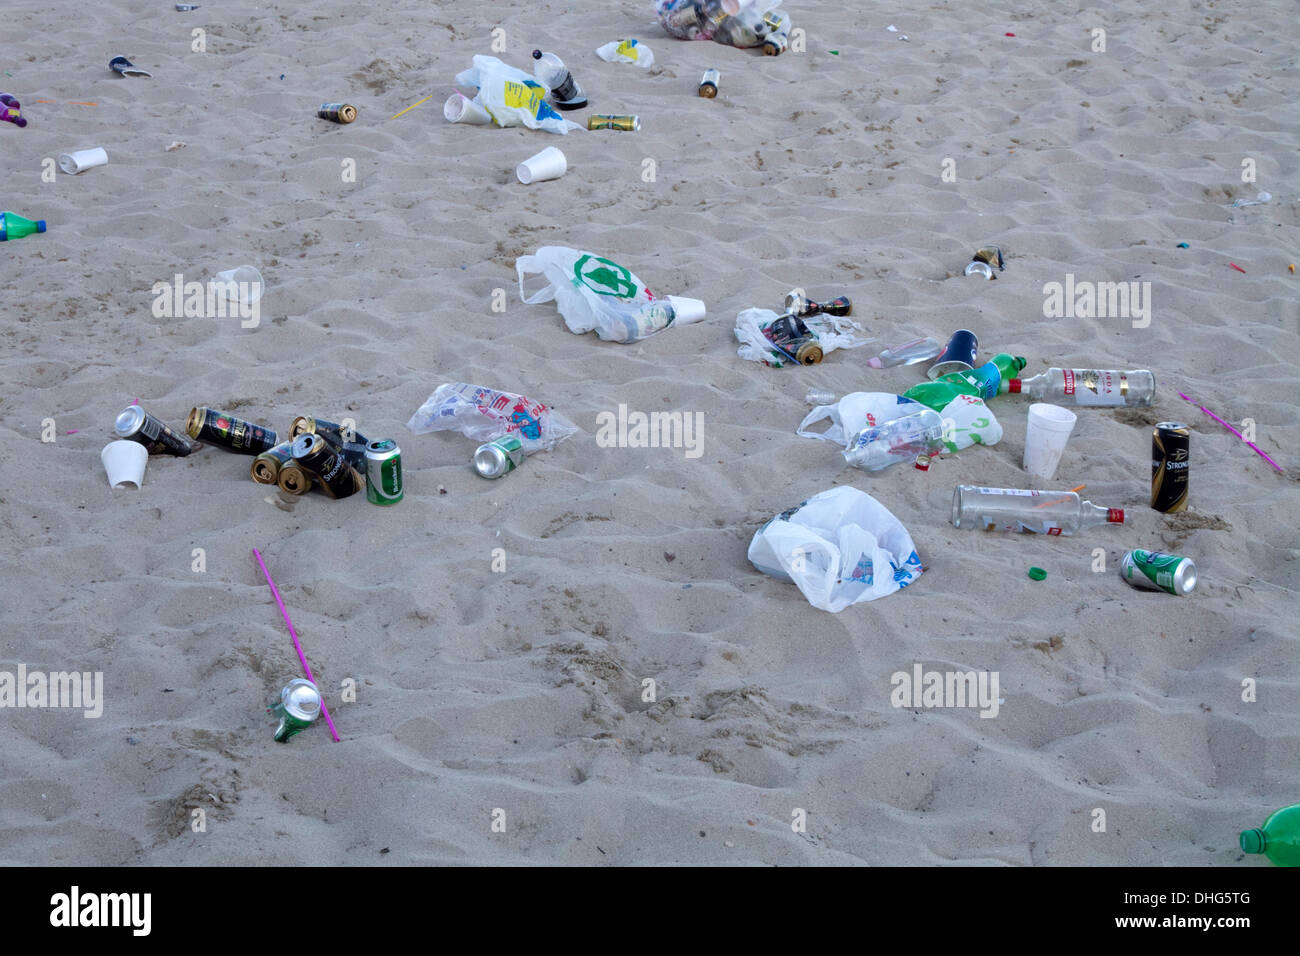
[474, 435, 525, 479]
[251, 440, 295, 484]
[318, 103, 357, 124]
[1151, 422, 1189, 513]
[588, 114, 640, 131]
[364, 439, 403, 505]
[290, 433, 364, 499]
[114, 405, 194, 456]
[290, 416, 368, 468]
[269, 678, 321, 742]
[1120, 549, 1196, 595]
[187, 406, 278, 454]
[699, 69, 720, 98]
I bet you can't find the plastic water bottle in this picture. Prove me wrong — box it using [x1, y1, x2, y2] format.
[531, 50, 587, 110]
[805, 388, 836, 405]
[1240, 805, 1300, 866]
[867, 337, 943, 369]
[843, 407, 945, 471]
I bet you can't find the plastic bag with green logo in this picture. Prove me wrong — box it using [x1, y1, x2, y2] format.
[454, 56, 582, 134]
[517, 246, 705, 343]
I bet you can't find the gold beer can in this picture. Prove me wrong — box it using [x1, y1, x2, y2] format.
[588, 114, 640, 131]
[318, 103, 357, 124]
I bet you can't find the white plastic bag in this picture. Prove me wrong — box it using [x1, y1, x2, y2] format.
[406, 382, 578, 453]
[797, 391, 1003, 452]
[748, 486, 924, 612]
[454, 56, 582, 134]
[734, 307, 871, 368]
[596, 38, 655, 67]
[519, 246, 701, 343]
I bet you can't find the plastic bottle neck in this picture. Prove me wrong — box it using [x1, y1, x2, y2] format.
[1240, 828, 1265, 854]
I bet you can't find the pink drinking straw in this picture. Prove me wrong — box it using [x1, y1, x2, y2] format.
[252, 547, 340, 742]
[1177, 392, 1284, 473]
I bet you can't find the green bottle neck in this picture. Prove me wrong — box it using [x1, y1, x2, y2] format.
[1239, 828, 1265, 854]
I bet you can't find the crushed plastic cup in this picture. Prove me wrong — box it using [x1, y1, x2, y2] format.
[57, 147, 108, 175]
[444, 92, 493, 126]
[208, 265, 264, 305]
[101, 440, 148, 489]
[1023, 403, 1077, 480]
[517, 146, 567, 185]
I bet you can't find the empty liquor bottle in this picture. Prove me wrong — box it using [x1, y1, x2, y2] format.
[0, 211, 46, 241]
[1240, 804, 1300, 866]
[844, 407, 945, 472]
[1002, 368, 1154, 406]
[951, 485, 1124, 535]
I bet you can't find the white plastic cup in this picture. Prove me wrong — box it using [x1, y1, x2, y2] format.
[58, 147, 109, 175]
[444, 92, 493, 125]
[1023, 403, 1077, 480]
[208, 265, 264, 305]
[665, 295, 706, 324]
[516, 147, 567, 184]
[102, 440, 148, 489]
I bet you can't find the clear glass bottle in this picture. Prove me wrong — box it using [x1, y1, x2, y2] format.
[867, 337, 943, 369]
[844, 408, 945, 471]
[951, 485, 1124, 534]
[1004, 369, 1155, 406]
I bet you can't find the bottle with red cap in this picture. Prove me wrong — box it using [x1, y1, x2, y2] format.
[1003, 368, 1155, 406]
[950, 485, 1124, 535]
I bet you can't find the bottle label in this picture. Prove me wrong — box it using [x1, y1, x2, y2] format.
[1072, 369, 1126, 406]
[976, 487, 1038, 497]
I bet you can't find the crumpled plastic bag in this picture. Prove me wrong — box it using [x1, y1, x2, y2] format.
[798, 390, 1003, 452]
[406, 382, 578, 453]
[655, 0, 792, 51]
[748, 486, 923, 612]
[596, 38, 655, 67]
[518, 246, 691, 343]
[734, 307, 870, 367]
[454, 55, 582, 134]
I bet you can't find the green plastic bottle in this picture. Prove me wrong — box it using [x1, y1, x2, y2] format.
[0, 211, 46, 241]
[1240, 804, 1300, 866]
[904, 354, 1026, 412]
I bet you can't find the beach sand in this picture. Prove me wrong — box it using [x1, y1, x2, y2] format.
[1, 0, 1296, 865]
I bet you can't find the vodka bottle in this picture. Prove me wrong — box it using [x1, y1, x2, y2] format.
[950, 485, 1124, 534]
[1003, 369, 1155, 406]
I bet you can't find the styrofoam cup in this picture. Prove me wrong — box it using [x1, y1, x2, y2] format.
[209, 265, 264, 305]
[58, 147, 108, 175]
[666, 295, 706, 324]
[102, 440, 148, 489]
[444, 92, 493, 125]
[1023, 403, 1077, 480]
[516, 147, 567, 184]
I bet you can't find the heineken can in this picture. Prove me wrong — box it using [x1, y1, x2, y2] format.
[268, 678, 321, 742]
[588, 114, 640, 132]
[1120, 549, 1197, 595]
[290, 433, 364, 499]
[318, 103, 357, 124]
[187, 406, 278, 454]
[290, 416, 368, 468]
[1151, 422, 1190, 513]
[364, 439, 403, 505]
[250, 439, 295, 484]
[474, 435, 525, 479]
[699, 69, 720, 98]
[114, 405, 194, 456]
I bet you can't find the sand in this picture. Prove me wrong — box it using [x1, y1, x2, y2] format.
[1, 0, 1296, 866]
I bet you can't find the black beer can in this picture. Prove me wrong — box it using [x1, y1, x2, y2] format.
[290, 433, 363, 499]
[251, 440, 296, 485]
[114, 405, 194, 456]
[187, 406, 279, 455]
[290, 416, 368, 468]
[318, 103, 357, 124]
[1151, 422, 1190, 513]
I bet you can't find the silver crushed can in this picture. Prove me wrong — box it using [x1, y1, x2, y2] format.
[474, 435, 525, 479]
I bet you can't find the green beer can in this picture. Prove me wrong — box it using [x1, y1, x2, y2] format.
[364, 439, 403, 505]
[268, 678, 321, 742]
[1120, 549, 1196, 596]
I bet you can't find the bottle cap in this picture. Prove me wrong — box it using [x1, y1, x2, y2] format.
[1028, 567, 1047, 581]
[1007, 379, 1022, 393]
[1239, 828, 1265, 854]
[532, 49, 543, 59]
[1108, 508, 1124, 524]
[914, 455, 932, 471]
[36, 220, 46, 233]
